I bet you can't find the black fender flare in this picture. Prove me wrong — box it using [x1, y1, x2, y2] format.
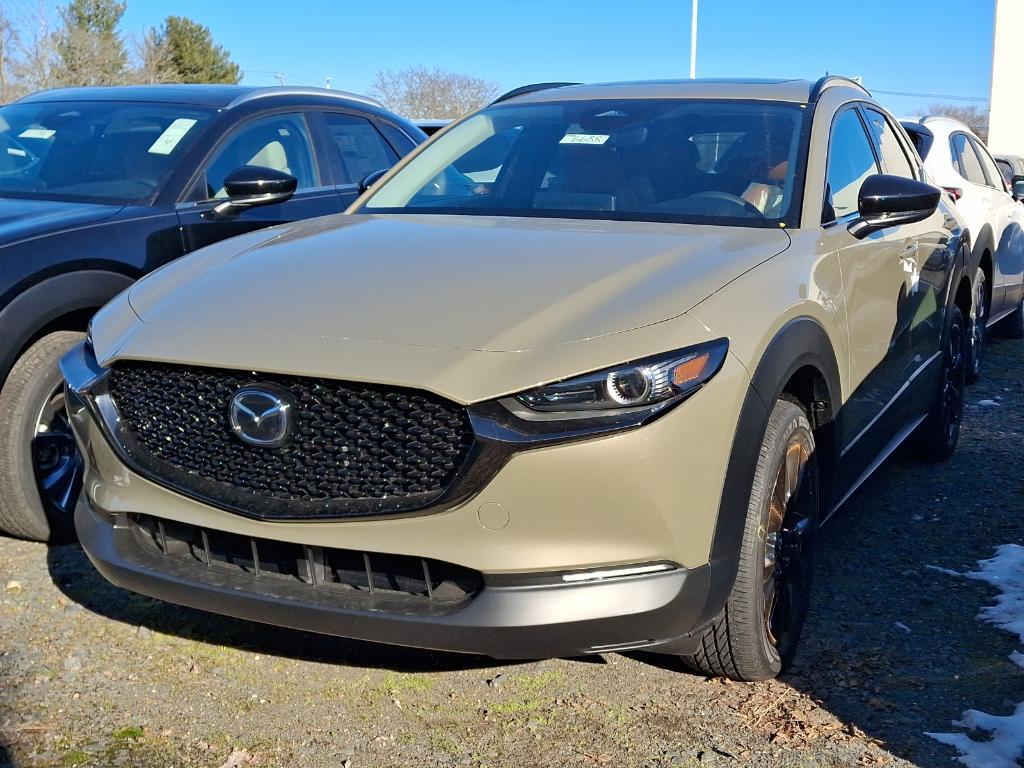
[694, 317, 842, 630]
[0, 270, 134, 382]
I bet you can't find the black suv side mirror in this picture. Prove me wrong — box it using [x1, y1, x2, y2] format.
[213, 165, 298, 218]
[1012, 175, 1024, 202]
[358, 168, 389, 193]
[848, 174, 941, 239]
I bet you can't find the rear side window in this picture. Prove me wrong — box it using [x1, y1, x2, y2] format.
[996, 158, 1014, 184]
[377, 122, 418, 156]
[951, 133, 988, 186]
[970, 137, 1003, 190]
[322, 113, 398, 185]
[864, 108, 915, 179]
[824, 109, 879, 222]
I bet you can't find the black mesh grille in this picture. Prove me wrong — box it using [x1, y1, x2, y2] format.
[106, 363, 476, 519]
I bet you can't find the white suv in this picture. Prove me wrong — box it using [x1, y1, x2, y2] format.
[902, 115, 1024, 381]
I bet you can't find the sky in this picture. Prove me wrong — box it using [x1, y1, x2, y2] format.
[111, 0, 994, 118]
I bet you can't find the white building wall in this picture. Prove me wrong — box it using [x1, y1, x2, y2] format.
[989, 0, 1024, 154]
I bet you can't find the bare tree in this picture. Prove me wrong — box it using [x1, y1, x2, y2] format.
[370, 66, 499, 119]
[0, 3, 18, 102]
[928, 103, 990, 143]
[129, 26, 178, 84]
[9, 1, 59, 98]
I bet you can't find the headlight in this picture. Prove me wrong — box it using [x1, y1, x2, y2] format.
[511, 339, 728, 419]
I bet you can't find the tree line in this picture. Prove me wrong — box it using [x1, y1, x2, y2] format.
[0, 0, 240, 102]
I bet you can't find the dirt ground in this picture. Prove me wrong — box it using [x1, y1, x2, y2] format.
[2, 335, 1024, 768]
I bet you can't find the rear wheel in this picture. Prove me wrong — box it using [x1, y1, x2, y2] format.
[913, 306, 966, 462]
[966, 267, 986, 383]
[683, 399, 818, 681]
[0, 331, 84, 542]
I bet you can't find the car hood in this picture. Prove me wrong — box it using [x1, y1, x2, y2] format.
[126, 213, 790, 354]
[0, 197, 123, 245]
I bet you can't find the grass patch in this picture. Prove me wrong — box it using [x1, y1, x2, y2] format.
[112, 725, 144, 741]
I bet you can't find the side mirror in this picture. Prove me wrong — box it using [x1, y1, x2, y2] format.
[848, 174, 941, 239]
[1012, 176, 1024, 202]
[358, 168, 389, 194]
[213, 165, 297, 218]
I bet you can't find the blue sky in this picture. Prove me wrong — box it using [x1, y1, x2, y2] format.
[115, 0, 993, 117]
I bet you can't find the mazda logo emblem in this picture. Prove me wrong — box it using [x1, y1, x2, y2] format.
[228, 386, 294, 448]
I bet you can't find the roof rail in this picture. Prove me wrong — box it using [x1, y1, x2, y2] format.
[808, 75, 870, 103]
[227, 86, 382, 110]
[490, 82, 580, 106]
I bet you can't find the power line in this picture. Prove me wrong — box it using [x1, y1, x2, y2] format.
[871, 88, 988, 103]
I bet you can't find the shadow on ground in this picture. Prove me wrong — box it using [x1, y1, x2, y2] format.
[37, 336, 1024, 767]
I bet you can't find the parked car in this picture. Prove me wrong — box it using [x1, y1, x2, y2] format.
[994, 153, 1024, 200]
[0, 84, 425, 543]
[413, 119, 451, 136]
[902, 116, 1024, 380]
[64, 77, 969, 681]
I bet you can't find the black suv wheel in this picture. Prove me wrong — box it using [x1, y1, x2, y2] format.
[0, 332, 83, 541]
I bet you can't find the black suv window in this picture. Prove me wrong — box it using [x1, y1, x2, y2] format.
[996, 158, 1014, 184]
[951, 133, 988, 187]
[864, 108, 915, 179]
[824, 109, 879, 222]
[201, 113, 318, 200]
[322, 113, 398, 185]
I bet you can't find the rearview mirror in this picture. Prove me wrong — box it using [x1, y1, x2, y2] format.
[848, 174, 941, 239]
[358, 168, 389, 194]
[213, 165, 297, 218]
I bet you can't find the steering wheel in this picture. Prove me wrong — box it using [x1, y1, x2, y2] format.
[683, 191, 764, 217]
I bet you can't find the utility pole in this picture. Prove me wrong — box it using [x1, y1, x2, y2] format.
[689, 0, 698, 79]
[325, 76, 332, 89]
[275, 72, 285, 86]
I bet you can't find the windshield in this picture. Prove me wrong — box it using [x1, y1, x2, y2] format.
[0, 100, 215, 204]
[360, 98, 807, 227]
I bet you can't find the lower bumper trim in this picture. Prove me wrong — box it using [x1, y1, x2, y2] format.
[76, 501, 711, 659]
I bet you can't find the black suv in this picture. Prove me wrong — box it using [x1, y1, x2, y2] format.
[0, 84, 424, 542]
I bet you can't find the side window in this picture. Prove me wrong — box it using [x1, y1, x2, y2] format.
[863, 108, 916, 179]
[951, 133, 988, 186]
[971, 137, 1003, 189]
[322, 113, 399, 185]
[377, 121, 418, 156]
[200, 113, 317, 200]
[996, 158, 1014, 184]
[824, 109, 880, 223]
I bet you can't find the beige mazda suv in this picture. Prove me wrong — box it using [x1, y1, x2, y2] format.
[63, 77, 970, 681]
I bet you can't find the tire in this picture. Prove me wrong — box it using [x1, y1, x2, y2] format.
[1002, 285, 1024, 340]
[0, 331, 84, 542]
[683, 399, 818, 681]
[965, 267, 986, 384]
[912, 305, 966, 462]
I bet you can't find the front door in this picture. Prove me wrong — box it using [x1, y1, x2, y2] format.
[176, 112, 343, 253]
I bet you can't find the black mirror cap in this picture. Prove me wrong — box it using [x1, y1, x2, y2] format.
[358, 168, 389, 194]
[1013, 178, 1024, 201]
[850, 174, 941, 239]
[223, 165, 298, 201]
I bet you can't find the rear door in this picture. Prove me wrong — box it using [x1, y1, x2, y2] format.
[176, 111, 344, 253]
[314, 111, 403, 208]
[971, 137, 1024, 315]
[951, 132, 1009, 311]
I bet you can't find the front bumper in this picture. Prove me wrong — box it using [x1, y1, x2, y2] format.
[76, 500, 711, 658]
[64, 338, 753, 658]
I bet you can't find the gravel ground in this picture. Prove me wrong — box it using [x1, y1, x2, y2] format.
[2, 335, 1024, 768]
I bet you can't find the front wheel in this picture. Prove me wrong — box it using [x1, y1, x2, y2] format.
[966, 267, 986, 383]
[912, 305, 966, 462]
[0, 331, 84, 541]
[683, 399, 818, 681]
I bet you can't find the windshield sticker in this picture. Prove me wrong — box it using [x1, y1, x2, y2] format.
[148, 118, 198, 155]
[559, 133, 610, 145]
[19, 128, 55, 140]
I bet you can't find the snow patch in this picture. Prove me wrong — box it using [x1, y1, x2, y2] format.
[926, 544, 1024, 768]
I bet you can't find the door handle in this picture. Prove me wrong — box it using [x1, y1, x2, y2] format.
[943, 214, 958, 231]
[899, 242, 919, 259]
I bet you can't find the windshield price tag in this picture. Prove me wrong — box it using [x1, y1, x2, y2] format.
[559, 133, 610, 145]
[148, 118, 198, 155]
